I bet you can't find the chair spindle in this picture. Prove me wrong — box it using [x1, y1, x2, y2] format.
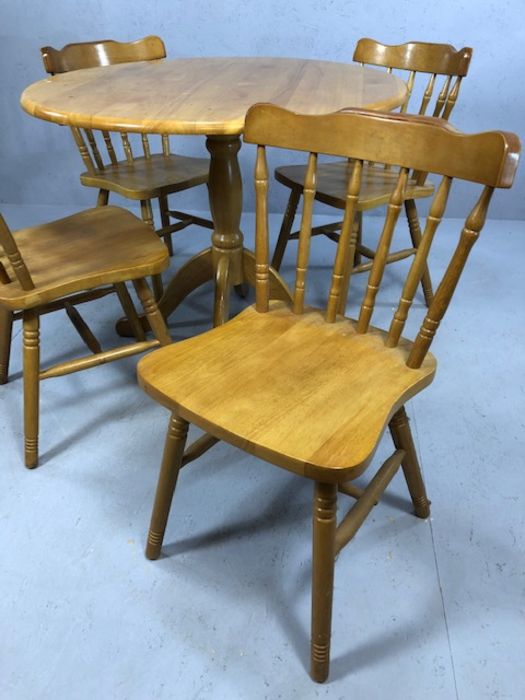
[419, 73, 436, 114]
[433, 76, 452, 118]
[293, 152, 318, 314]
[162, 135, 170, 156]
[326, 160, 363, 322]
[441, 77, 463, 120]
[400, 71, 416, 113]
[85, 129, 104, 170]
[121, 133, 134, 163]
[141, 133, 151, 158]
[357, 168, 409, 333]
[254, 146, 270, 312]
[102, 131, 118, 165]
[386, 176, 452, 347]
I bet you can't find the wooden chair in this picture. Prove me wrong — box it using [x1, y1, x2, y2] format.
[272, 39, 473, 307]
[137, 104, 519, 682]
[0, 205, 172, 468]
[41, 36, 213, 277]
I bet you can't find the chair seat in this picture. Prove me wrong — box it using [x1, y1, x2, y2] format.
[80, 153, 210, 199]
[0, 206, 169, 309]
[138, 301, 436, 481]
[275, 160, 434, 210]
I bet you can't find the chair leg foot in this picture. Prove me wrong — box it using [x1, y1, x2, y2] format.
[311, 481, 337, 683]
[146, 413, 189, 560]
[389, 407, 430, 519]
[23, 311, 40, 469]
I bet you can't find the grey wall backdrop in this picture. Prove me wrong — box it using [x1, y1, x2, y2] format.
[1, 0, 524, 219]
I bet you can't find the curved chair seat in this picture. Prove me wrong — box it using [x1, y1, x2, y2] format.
[138, 300, 436, 481]
[80, 153, 210, 200]
[0, 206, 168, 309]
[275, 160, 434, 211]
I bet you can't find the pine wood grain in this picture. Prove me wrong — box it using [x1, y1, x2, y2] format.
[21, 58, 408, 136]
[0, 206, 168, 310]
[138, 301, 436, 481]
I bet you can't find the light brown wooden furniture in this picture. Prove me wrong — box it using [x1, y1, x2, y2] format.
[41, 36, 213, 272]
[0, 205, 172, 468]
[21, 57, 408, 328]
[272, 39, 473, 308]
[137, 104, 519, 683]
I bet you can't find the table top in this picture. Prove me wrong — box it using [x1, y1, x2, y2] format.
[20, 57, 407, 136]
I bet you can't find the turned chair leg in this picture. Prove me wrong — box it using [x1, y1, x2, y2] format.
[311, 481, 338, 683]
[405, 199, 433, 308]
[0, 306, 13, 384]
[22, 310, 40, 468]
[389, 406, 430, 518]
[140, 199, 164, 300]
[353, 210, 363, 266]
[159, 195, 174, 256]
[271, 187, 301, 271]
[146, 413, 189, 560]
[114, 282, 146, 342]
[132, 277, 172, 346]
[96, 189, 109, 206]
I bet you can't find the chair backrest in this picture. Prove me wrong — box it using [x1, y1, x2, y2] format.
[40, 36, 170, 170]
[353, 39, 472, 120]
[244, 104, 519, 367]
[41, 36, 166, 74]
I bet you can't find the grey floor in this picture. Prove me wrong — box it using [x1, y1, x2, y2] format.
[1, 204, 524, 700]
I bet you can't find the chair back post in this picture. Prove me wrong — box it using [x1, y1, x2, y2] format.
[0, 215, 35, 290]
[244, 104, 520, 363]
[407, 185, 494, 368]
[70, 127, 96, 175]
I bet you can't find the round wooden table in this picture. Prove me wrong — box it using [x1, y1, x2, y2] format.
[21, 57, 407, 327]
